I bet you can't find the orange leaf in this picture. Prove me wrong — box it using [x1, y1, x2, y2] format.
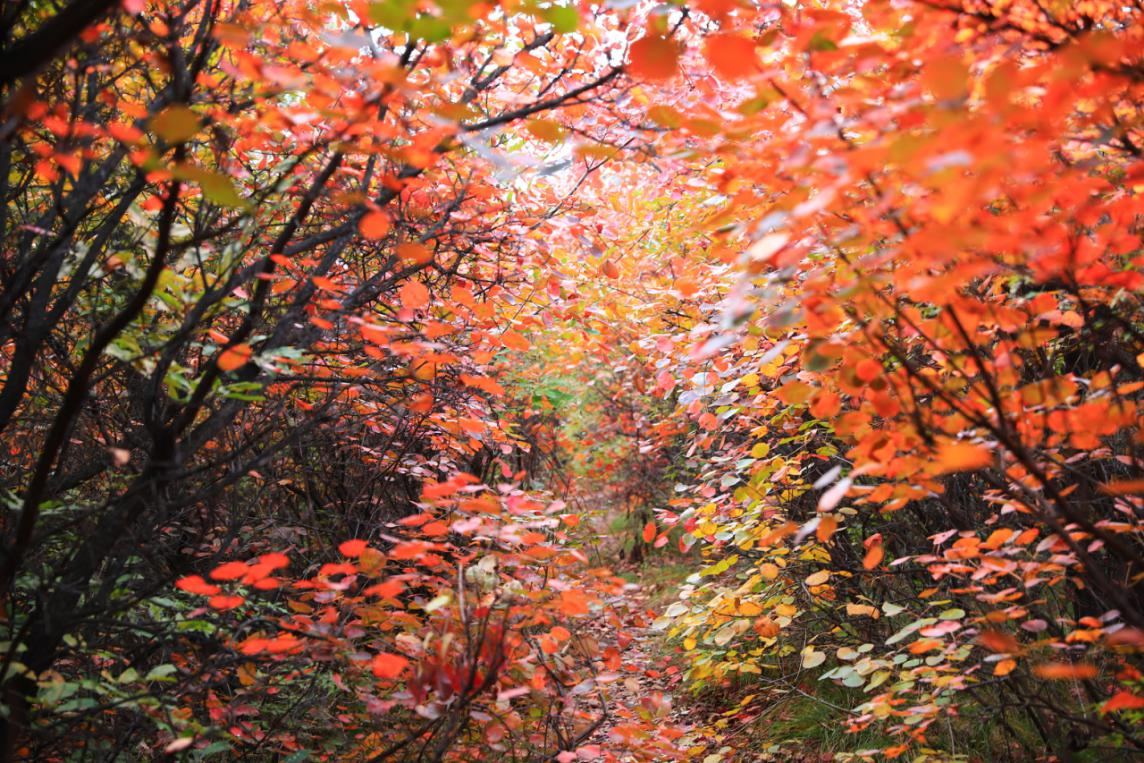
[628, 35, 679, 81]
[816, 515, 838, 543]
[359, 211, 390, 240]
[559, 589, 590, 616]
[862, 543, 884, 570]
[1099, 480, 1144, 496]
[217, 343, 252, 372]
[501, 330, 530, 351]
[1033, 662, 1098, 680]
[642, 521, 656, 543]
[854, 358, 882, 382]
[982, 528, 1013, 550]
[977, 630, 1021, 653]
[601, 260, 619, 278]
[909, 638, 942, 654]
[397, 242, 432, 264]
[539, 634, 560, 654]
[421, 521, 449, 536]
[993, 658, 1017, 676]
[371, 652, 410, 679]
[809, 391, 841, 419]
[935, 441, 992, 474]
[399, 279, 430, 309]
[702, 34, 757, 80]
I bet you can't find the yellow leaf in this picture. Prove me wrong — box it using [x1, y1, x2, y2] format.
[150, 105, 200, 144]
[776, 380, 814, 405]
[845, 603, 879, 618]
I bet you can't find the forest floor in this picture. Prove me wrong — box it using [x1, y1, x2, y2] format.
[572, 518, 832, 763]
[576, 562, 832, 763]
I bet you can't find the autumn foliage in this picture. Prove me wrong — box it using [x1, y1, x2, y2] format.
[1, 0, 1143, 760]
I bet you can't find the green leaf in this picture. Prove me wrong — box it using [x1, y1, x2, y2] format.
[543, 5, 579, 33]
[368, 0, 414, 28]
[410, 15, 452, 42]
[145, 664, 178, 681]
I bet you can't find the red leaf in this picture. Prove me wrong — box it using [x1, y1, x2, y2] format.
[339, 539, 369, 557]
[1102, 691, 1144, 713]
[258, 552, 289, 569]
[208, 594, 244, 610]
[319, 562, 357, 577]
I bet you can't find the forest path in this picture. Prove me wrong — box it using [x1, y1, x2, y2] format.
[556, 492, 698, 761]
[574, 572, 691, 761]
